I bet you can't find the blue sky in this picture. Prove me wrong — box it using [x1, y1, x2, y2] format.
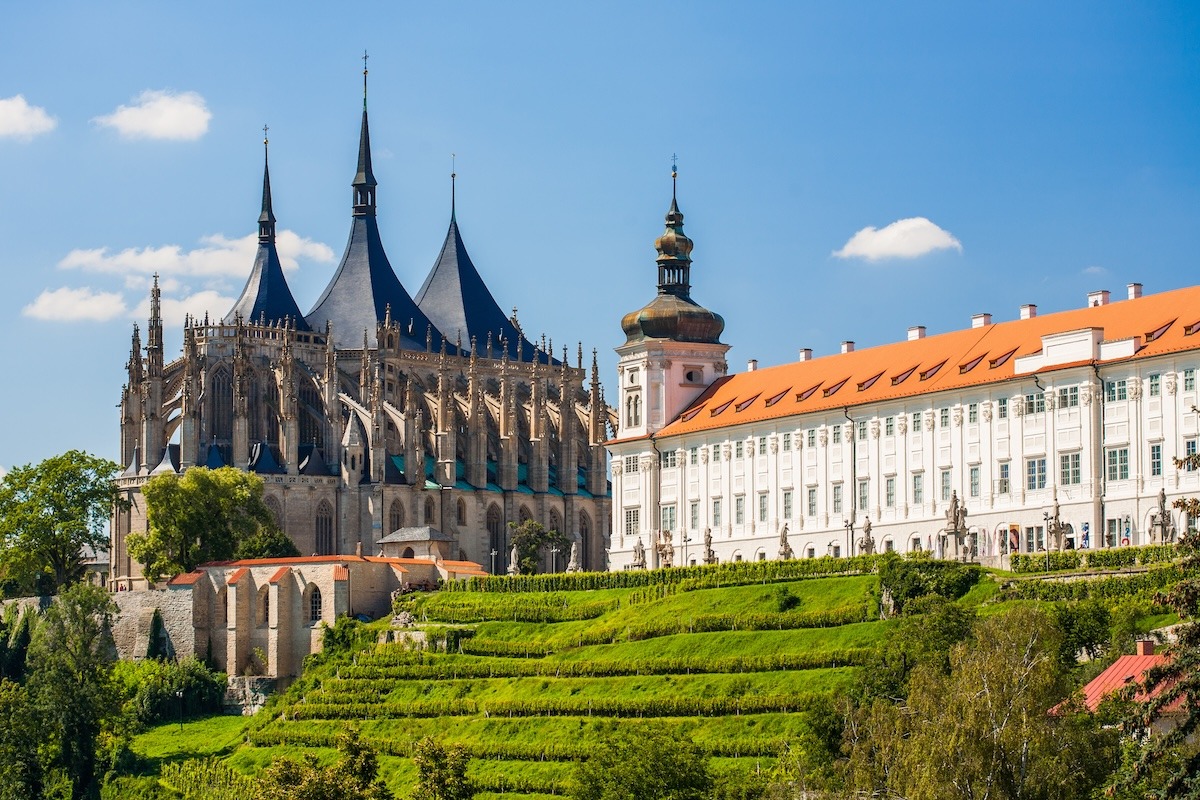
[1, 3, 1198, 470]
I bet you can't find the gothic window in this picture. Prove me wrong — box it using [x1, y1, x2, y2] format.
[298, 380, 325, 451]
[315, 501, 334, 555]
[487, 505, 504, 559]
[210, 368, 233, 443]
[519, 505, 532, 523]
[549, 509, 562, 535]
[425, 497, 436, 525]
[256, 585, 270, 627]
[389, 499, 404, 533]
[247, 375, 262, 443]
[457, 498, 467, 527]
[264, 495, 282, 530]
[578, 511, 591, 571]
[308, 586, 322, 623]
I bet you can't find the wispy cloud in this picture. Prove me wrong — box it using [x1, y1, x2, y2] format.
[22, 287, 127, 322]
[833, 217, 962, 262]
[0, 94, 56, 141]
[59, 230, 334, 280]
[1081, 265, 1108, 276]
[131, 290, 236, 327]
[92, 89, 212, 141]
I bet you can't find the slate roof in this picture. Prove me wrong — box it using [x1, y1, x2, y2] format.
[379, 526, 456, 543]
[651, 284, 1200, 440]
[415, 215, 544, 362]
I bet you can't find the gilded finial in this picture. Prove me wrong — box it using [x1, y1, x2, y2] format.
[671, 153, 678, 200]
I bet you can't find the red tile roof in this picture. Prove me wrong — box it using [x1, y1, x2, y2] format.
[332, 565, 349, 581]
[225, 567, 248, 585]
[647, 285, 1200, 439]
[1079, 654, 1166, 712]
[267, 566, 291, 584]
[167, 570, 205, 586]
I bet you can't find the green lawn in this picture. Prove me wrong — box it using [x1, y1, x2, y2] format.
[133, 715, 250, 761]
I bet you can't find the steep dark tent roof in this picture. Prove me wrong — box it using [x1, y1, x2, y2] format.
[415, 215, 546, 362]
[304, 105, 441, 350]
[224, 141, 311, 330]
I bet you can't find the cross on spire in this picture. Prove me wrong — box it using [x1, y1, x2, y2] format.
[362, 50, 369, 107]
[262, 124, 269, 145]
[671, 153, 678, 200]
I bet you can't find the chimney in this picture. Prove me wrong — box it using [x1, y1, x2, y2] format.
[1128, 283, 1143, 300]
[1087, 289, 1111, 307]
[797, 348, 813, 363]
[747, 359, 758, 372]
[972, 313, 992, 328]
[1020, 304, 1038, 320]
[841, 341, 855, 354]
[907, 326, 926, 341]
[1135, 639, 1155, 657]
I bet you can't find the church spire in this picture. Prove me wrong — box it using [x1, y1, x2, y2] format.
[655, 157, 693, 298]
[352, 51, 377, 217]
[258, 127, 276, 242]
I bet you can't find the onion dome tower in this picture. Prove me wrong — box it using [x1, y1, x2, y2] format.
[615, 164, 729, 438]
[223, 131, 312, 329]
[414, 171, 546, 362]
[305, 58, 442, 349]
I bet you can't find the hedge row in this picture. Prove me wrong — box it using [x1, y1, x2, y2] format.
[1010, 543, 1178, 574]
[288, 692, 829, 721]
[998, 566, 1182, 602]
[441, 555, 882, 594]
[338, 649, 875, 681]
[575, 604, 873, 646]
[158, 759, 256, 800]
[421, 595, 619, 624]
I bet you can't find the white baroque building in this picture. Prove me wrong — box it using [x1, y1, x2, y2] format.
[608, 179, 1199, 569]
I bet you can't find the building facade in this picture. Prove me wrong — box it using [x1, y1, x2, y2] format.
[111, 77, 613, 589]
[609, 183, 1199, 569]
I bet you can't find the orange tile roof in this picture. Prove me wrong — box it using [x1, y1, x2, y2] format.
[225, 567, 248, 585]
[652, 285, 1200, 439]
[167, 570, 205, 586]
[1076, 653, 1181, 713]
[267, 566, 291, 584]
[332, 565, 349, 581]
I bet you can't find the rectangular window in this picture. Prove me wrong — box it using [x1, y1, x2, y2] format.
[624, 508, 639, 538]
[758, 437, 767, 456]
[782, 432, 792, 451]
[689, 501, 699, 530]
[968, 403, 978, 424]
[1149, 374, 1161, 397]
[1151, 443, 1163, 477]
[735, 496, 745, 524]
[940, 408, 950, 428]
[912, 412, 922, 431]
[832, 484, 843, 514]
[712, 444, 721, 463]
[758, 493, 768, 523]
[712, 498, 722, 527]
[998, 397, 1008, 420]
[969, 466, 980, 498]
[1058, 386, 1079, 408]
[832, 425, 842, 444]
[858, 421, 868, 441]
[1106, 448, 1130, 482]
[912, 473, 924, 504]
[624, 455, 638, 473]
[660, 450, 677, 468]
[689, 447, 698, 466]
[885, 416, 895, 436]
[807, 488, 817, 516]
[735, 441, 744, 458]
[1187, 368, 1197, 392]
[1105, 380, 1128, 402]
[940, 469, 951, 501]
[1187, 439, 1198, 471]
[1026, 457, 1047, 490]
[782, 490, 793, 519]
[886, 477, 896, 508]
[807, 430, 816, 448]
[1024, 393, 1046, 415]
[1060, 452, 1081, 485]
[858, 479, 869, 511]
[660, 505, 676, 531]
[998, 462, 1011, 494]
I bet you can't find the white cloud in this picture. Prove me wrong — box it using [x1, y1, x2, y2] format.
[131, 290, 236, 328]
[22, 287, 127, 322]
[92, 89, 211, 141]
[0, 94, 56, 140]
[1082, 265, 1108, 276]
[59, 230, 334, 281]
[833, 217, 962, 262]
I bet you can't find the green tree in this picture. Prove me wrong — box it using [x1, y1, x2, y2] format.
[0, 678, 42, 800]
[412, 736, 474, 800]
[255, 727, 393, 800]
[27, 582, 120, 800]
[129, 467, 289, 582]
[570, 727, 712, 800]
[1109, 453, 1200, 798]
[857, 594, 975, 701]
[507, 519, 568, 575]
[0, 451, 123, 595]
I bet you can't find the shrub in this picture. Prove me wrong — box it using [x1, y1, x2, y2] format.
[878, 555, 980, 613]
[113, 656, 227, 726]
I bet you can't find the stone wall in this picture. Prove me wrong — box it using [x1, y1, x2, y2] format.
[111, 587, 198, 662]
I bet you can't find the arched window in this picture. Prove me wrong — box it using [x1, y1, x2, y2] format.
[264, 495, 282, 530]
[256, 585, 270, 627]
[549, 509, 562, 535]
[298, 379, 325, 451]
[215, 587, 228, 628]
[315, 501, 334, 555]
[402, 547, 415, 559]
[424, 496, 436, 525]
[578, 511, 591, 571]
[519, 505, 532, 523]
[487, 505, 504, 561]
[308, 586, 322, 623]
[456, 498, 467, 527]
[389, 499, 404, 533]
[210, 368, 233, 443]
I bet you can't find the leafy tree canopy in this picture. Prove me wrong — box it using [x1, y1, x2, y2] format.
[412, 736, 474, 800]
[878, 552, 981, 614]
[570, 726, 712, 800]
[508, 519, 569, 576]
[0, 450, 123, 596]
[128, 467, 294, 582]
[255, 727, 393, 800]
